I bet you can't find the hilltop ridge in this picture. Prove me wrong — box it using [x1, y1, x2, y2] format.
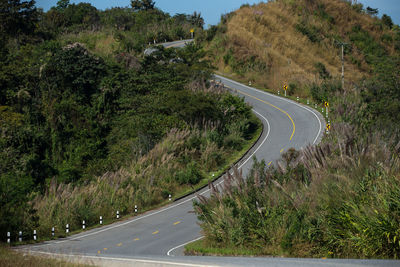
[206, 0, 399, 96]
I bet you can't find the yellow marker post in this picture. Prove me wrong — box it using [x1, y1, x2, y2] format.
[190, 29, 194, 39]
[283, 85, 288, 97]
[324, 101, 329, 118]
[326, 123, 331, 133]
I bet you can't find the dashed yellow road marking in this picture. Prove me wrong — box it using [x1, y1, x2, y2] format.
[152, 230, 159, 235]
[268, 161, 272, 166]
[134, 238, 140, 241]
[117, 243, 122, 247]
[103, 248, 108, 251]
[97, 250, 101, 254]
[280, 148, 285, 153]
[173, 221, 181, 225]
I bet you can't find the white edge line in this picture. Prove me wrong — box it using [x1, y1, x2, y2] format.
[166, 110, 271, 256]
[167, 236, 205, 256]
[24, 250, 216, 267]
[215, 74, 323, 145]
[27, 107, 271, 249]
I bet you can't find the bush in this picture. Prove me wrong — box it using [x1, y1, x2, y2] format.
[295, 23, 322, 43]
[310, 80, 341, 103]
[314, 62, 331, 80]
[176, 161, 203, 185]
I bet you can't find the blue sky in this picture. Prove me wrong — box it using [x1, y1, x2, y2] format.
[36, 0, 400, 27]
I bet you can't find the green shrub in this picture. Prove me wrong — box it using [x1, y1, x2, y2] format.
[176, 161, 203, 185]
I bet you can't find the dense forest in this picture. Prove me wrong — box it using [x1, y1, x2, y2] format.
[190, 0, 400, 259]
[0, 0, 259, 240]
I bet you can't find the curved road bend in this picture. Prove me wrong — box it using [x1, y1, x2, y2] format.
[19, 76, 396, 266]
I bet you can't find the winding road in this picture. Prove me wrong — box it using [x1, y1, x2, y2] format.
[20, 46, 399, 266]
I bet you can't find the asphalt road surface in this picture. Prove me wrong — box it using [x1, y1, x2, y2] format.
[20, 68, 399, 266]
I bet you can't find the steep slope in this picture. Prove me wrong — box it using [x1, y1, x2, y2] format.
[207, 0, 399, 96]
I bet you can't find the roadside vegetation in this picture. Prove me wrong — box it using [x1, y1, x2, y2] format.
[0, 0, 260, 242]
[202, 0, 399, 97]
[190, 0, 400, 259]
[0, 245, 90, 267]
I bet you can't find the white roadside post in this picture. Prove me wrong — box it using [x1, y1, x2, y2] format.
[116, 211, 120, 219]
[169, 194, 172, 201]
[307, 99, 309, 105]
[100, 216, 103, 225]
[18, 231, 22, 242]
[315, 104, 317, 109]
[33, 230, 37, 241]
[51, 227, 55, 237]
[82, 220, 86, 230]
[66, 224, 69, 234]
[278, 90, 280, 95]
[297, 96, 299, 102]
[7, 232, 10, 244]
[135, 205, 138, 213]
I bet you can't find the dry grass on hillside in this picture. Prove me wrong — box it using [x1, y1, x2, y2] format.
[209, 0, 397, 94]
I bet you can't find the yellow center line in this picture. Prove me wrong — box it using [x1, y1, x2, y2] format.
[117, 243, 122, 247]
[173, 221, 181, 225]
[103, 248, 108, 251]
[97, 250, 101, 254]
[280, 148, 285, 153]
[268, 161, 272, 166]
[134, 238, 140, 241]
[152, 230, 159, 235]
[229, 86, 296, 142]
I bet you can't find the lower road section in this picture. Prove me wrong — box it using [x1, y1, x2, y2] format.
[20, 76, 396, 266]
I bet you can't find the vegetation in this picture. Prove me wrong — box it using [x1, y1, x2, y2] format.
[190, 0, 400, 259]
[0, 0, 260, 242]
[0, 245, 90, 267]
[202, 0, 399, 97]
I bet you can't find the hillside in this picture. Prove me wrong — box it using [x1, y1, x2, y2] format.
[0, 1, 260, 242]
[189, 0, 400, 259]
[206, 0, 399, 96]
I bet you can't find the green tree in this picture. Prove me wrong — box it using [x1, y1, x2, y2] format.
[131, 0, 155, 11]
[0, 0, 38, 41]
[56, 0, 69, 11]
[382, 14, 393, 29]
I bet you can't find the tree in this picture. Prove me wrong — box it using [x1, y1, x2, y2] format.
[56, 0, 69, 11]
[189, 12, 204, 29]
[382, 14, 393, 29]
[366, 6, 378, 16]
[0, 0, 38, 40]
[131, 0, 155, 11]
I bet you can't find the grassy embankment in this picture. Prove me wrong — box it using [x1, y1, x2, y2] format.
[186, 0, 400, 259]
[205, 0, 398, 98]
[0, 246, 90, 267]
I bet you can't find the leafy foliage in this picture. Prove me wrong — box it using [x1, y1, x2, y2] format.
[0, 1, 260, 240]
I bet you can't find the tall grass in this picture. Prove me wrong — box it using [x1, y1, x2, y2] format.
[0, 245, 89, 267]
[194, 122, 400, 258]
[206, 0, 397, 96]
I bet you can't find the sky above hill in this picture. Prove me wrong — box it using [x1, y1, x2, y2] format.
[36, 0, 400, 27]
